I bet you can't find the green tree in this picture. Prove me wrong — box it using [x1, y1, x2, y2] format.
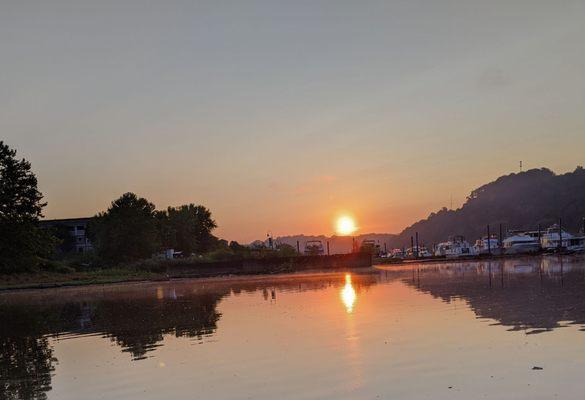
[158, 204, 217, 255]
[89, 193, 160, 264]
[0, 141, 54, 272]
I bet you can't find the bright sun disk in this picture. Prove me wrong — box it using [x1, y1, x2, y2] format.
[336, 216, 357, 236]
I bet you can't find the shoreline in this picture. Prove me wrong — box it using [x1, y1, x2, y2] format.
[0, 253, 373, 292]
[2, 252, 581, 292]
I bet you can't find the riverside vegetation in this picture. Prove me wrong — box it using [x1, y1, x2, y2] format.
[0, 141, 297, 289]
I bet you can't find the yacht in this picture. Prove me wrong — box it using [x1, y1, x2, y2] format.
[434, 236, 473, 258]
[472, 236, 501, 255]
[390, 248, 405, 259]
[405, 246, 432, 258]
[567, 237, 585, 253]
[502, 234, 540, 254]
[540, 224, 574, 251]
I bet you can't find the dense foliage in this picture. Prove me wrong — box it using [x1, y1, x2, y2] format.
[157, 204, 217, 255]
[0, 141, 54, 272]
[393, 167, 585, 247]
[89, 194, 219, 264]
[89, 193, 161, 264]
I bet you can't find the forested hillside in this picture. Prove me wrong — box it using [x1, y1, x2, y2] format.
[394, 167, 585, 247]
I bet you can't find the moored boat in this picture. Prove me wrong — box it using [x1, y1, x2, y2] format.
[503, 234, 540, 254]
[472, 236, 501, 255]
[434, 236, 473, 258]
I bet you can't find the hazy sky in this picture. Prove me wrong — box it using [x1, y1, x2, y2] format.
[2, 1, 585, 242]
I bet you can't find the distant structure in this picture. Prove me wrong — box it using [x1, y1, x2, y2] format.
[40, 218, 93, 253]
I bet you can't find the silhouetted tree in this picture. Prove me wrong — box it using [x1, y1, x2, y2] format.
[0, 141, 54, 272]
[89, 193, 160, 263]
[157, 204, 217, 255]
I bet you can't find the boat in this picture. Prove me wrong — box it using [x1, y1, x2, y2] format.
[472, 236, 501, 255]
[405, 246, 432, 258]
[390, 248, 405, 259]
[304, 240, 324, 256]
[540, 224, 574, 251]
[502, 234, 540, 254]
[567, 237, 585, 253]
[434, 236, 473, 258]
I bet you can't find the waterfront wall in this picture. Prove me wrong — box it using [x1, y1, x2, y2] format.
[166, 253, 372, 278]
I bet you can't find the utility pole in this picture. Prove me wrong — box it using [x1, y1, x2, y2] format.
[519, 161, 523, 172]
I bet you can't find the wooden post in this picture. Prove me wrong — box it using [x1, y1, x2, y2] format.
[327, 241, 330, 256]
[415, 232, 419, 258]
[487, 225, 491, 255]
[559, 218, 563, 251]
[296, 240, 300, 254]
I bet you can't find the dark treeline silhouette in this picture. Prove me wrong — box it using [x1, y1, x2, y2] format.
[89, 192, 219, 264]
[0, 141, 55, 273]
[393, 167, 585, 248]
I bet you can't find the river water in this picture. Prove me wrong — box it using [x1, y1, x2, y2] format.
[2, 255, 585, 399]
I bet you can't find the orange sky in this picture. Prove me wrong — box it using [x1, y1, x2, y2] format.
[2, 2, 585, 242]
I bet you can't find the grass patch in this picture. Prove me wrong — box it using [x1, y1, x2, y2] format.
[0, 268, 166, 290]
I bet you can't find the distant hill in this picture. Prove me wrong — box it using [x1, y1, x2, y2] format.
[393, 167, 585, 248]
[273, 167, 585, 254]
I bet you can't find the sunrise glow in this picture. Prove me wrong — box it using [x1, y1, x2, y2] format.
[336, 216, 357, 236]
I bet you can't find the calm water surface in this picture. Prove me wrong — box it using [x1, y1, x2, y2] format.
[2, 256, 585, 399]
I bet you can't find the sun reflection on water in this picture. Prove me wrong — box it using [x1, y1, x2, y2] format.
[341, 274, 357, 313]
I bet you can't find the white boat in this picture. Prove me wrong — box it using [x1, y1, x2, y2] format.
[567, 237, 585, 253]
[502, 234, 540, 254]
[405, 246, 431, 258]
[540, 224, 574, 250]
[434, 236, 473, 258]
[472, 237, 501, 255]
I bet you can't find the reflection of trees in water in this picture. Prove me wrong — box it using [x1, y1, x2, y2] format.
[0, 271, 382, 398]
[92, 292, 225, 360]
[0, 304, 62, 400]
[405, 257, 585, 333]
[0, 336, 54, 400]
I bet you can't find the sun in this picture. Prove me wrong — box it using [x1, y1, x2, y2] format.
[336, 216, 357, 236]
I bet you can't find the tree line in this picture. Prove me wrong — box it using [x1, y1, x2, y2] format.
[88, 192, 219, 264]
[0, 141, 220, 272]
